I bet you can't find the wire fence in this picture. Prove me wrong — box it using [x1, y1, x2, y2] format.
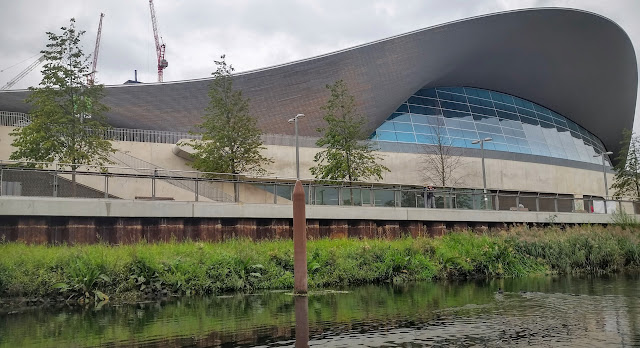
[1, 160, 636, 214]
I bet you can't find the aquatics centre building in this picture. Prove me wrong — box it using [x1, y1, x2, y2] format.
[0, 7, 637, 206]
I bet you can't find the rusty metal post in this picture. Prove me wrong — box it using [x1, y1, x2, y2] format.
[293, 180, 307, 294]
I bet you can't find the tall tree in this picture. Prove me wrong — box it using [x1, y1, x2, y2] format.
[420, 122, 467, 188]
[612, 129, 640, 200]
[420, 122, 468, 208]
[10, 18, 114, 197]
[188, 55, 272, 199]
[310, 80, 389, 184]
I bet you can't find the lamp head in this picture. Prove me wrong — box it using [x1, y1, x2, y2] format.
[484, 137, 493, 142]
[471, 140, 480, 144]
[288, 118, 295, 123]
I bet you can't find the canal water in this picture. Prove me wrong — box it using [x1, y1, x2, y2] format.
[1, 273, 639, 347]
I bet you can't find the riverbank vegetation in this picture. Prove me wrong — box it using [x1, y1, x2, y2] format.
[0, 225, 639, 303]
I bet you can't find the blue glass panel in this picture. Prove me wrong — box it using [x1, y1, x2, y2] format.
[442, 109, 472, 121]
[490, 91, 514, 105]
[513, 97, 534, 110]
[416, 134, 435, 144]
[493, 142, 509, 152]
[389, 113, 411, 122]
[409, 105, 441, 115]
[450, 138, 466, 147]
[393, 122, 413, 132]
[377, 131, 397, 141]
[520, 147, 532, 154]
[499, 118, 520, 129]
[437, 87, 465, 95]
[566, 120, 580, 132]
[475, 123, 502, 134]
[496, 111, 519, 122]
[415, 88, 437, 98]
[440, 100, 470, 112]
[457, 120, 477, 130]
[395, 132, 416, 143]
[462, 130, 478, 139]
[374, 86, 608, 166]
[408, 96, 439, 108]
[427, 116, 446, 127]
[502, 127, 518, 137]
[395, 104, 409, 113]
[467, 96, 494, 108]
[536, 112, 554, 123]
[470, 105, 497, 116]
[516, 106, 536, 118]
[447, 128, 464, 138]
[411, 114, 428, 124]
[465, 139, 482, 149]
[533, 104, 551, 115]
[505, 136, 520, 145]
[464, 87, 480, 97]
[482, 142, 496, 150]
[413, 124, 433, 134]
[377, 122, 394, 131]
[444, 118, 460, 128]
[520, 115, 538, 126]
[437, 91, 467, 103]
[477, 132, 504, 143]
[477, 116, 500, 126]
[553, 118, 569, 128]
[493, 102, 517, 113]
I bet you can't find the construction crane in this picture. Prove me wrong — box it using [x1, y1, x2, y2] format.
[88, 13, 105, 86]
[0, 55, 45, 90]
[149, 0, 168, 82]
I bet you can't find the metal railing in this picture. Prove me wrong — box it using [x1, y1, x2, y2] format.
[0, 159, 636, 214]
[0, 111, 200, 144]
[110, 151, 233, 202]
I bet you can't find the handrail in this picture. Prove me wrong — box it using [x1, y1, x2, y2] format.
[1, 160, 636, 214]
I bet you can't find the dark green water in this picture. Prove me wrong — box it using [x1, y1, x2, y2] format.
[1, 273, 639, 347]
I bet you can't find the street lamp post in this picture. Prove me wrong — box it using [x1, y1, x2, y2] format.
[472, 137, 493, 209]
[288, 114, 305, 180]
[594, 151, 614, 213]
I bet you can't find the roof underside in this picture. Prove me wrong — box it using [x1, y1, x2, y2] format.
[0, 8, 636, 156]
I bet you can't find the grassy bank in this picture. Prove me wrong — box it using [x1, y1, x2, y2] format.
[0, 225, 639, 302]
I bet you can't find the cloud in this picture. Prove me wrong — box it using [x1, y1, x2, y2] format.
[1, 0, 638, 130]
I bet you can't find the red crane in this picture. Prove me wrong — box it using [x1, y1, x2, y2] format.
[88, 13, 105, 86]
[149, 0, 168, 82]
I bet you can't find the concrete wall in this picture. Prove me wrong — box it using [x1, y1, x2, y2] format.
[1, 126, 616, 199]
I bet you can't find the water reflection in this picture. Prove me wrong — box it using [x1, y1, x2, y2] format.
[294, 296, 308, 348]
[0, 273, 639, 347]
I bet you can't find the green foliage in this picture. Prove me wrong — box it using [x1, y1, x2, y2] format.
[186, 55, 272, 176]
[10, 18, 114, 176]
[310, 80, 389, 182]
[0, 226, 639, 302]
[610, 209, 640, 229]
[612, 129, 640, 200]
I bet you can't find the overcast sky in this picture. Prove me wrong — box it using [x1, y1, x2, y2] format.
[1, 0, 639, 129]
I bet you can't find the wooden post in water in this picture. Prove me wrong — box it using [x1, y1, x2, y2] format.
[294, 296, 309, 347]
[293, 180, 308, 294]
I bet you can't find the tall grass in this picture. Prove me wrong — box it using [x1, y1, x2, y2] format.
[0, 225, 638, 301]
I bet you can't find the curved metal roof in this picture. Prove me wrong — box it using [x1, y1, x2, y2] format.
[0, 7, 636, 155]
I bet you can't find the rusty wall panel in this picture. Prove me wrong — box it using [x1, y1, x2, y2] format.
[306, 220, 319, 239]
[328, 220, 348, 239]
[0, 216, 519, 245]
[68, 217, 98, 244]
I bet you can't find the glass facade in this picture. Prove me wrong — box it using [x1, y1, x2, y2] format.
[372, 87, 611, 166]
